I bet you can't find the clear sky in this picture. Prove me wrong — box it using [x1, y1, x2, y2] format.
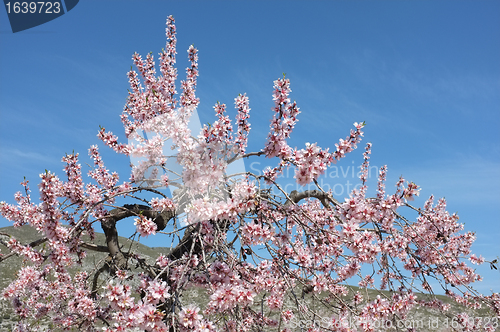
[0, 1, 499, 294]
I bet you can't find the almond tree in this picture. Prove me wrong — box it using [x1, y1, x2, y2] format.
[0, 16, 498, 332]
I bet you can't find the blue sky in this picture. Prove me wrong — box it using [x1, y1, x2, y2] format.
[0, 1, 499, 294]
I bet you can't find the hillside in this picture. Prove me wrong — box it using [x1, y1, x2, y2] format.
[0, 226, 497, 331]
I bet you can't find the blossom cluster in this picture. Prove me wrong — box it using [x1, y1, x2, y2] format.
[264, 76, 300, 159]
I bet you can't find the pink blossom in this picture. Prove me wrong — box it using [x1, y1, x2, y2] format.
[178, 304, 202, 328]
[134, 214, 157, 237]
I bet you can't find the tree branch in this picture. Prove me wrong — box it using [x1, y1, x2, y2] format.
[285, 189, 338, 208]
[101, 204, 175, 272]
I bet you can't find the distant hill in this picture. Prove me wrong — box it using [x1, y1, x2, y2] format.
[0, 226, 496, 331]
[0, 225, 172, 330]
[0, 225, 171, 287]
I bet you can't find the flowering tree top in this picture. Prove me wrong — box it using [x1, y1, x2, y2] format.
[0, 15, 498, 332]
